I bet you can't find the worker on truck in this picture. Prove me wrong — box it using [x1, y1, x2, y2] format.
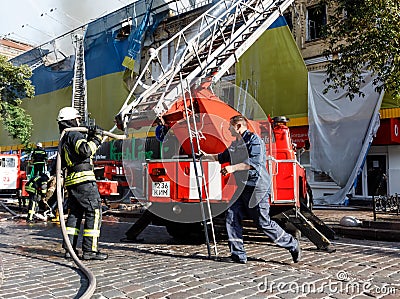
[57, 107, 108, 261]
[25, 172, 49, 223]
[31, 142, 47, 176]
[202, 115, 301, 264]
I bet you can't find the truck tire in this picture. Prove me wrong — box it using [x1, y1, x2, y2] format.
[299, 180, 313, 211]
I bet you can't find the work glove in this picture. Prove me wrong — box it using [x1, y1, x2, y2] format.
[194, 151, 204, 160]
[33, 194, 41, 203]
[87, 125, 103, 138]
[87, 125, 104, 146]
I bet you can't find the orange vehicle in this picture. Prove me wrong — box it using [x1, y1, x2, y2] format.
[121, 86, 333, 251]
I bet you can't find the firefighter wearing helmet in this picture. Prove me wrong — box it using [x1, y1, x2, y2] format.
[202, 115, 301, 264]
[25, 172, 49, 223]
[57, 107, 108, 260]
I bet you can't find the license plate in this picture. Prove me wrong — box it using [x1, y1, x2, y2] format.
[152, 181, 170, 197]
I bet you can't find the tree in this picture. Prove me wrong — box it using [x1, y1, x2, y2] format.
[0, 54, 34, 147]
[323, 0, 400, 100]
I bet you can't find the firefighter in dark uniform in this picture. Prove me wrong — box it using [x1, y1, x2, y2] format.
[25, 172, 49, 222]
[202, 115, 301, 264]
[57, 106, 108, 260]
[31, 142, 47, 176]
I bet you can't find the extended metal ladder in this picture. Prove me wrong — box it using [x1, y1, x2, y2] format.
[119, 0, 294, 258]
[116, 0, 294, 129]
[71, 34, 88, 125]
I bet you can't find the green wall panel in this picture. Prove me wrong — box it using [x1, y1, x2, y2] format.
[236, 25, 308, 119]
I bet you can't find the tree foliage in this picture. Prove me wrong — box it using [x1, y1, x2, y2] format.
[323, 0, 400, 100]
[0, 55, 34, 147]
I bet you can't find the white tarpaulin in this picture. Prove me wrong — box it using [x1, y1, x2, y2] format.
[308, 70, 383, 205]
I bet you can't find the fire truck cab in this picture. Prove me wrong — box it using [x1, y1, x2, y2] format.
[0, 153, 27, 199]
[123, 91, 333, 250]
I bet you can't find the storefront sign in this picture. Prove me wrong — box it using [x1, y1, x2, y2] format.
[373, 118, 400, 145]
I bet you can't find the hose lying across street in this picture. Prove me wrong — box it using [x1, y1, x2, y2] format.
[57, 127, 126, 299]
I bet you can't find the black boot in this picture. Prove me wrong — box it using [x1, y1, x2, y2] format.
[82, 251, 108, 260]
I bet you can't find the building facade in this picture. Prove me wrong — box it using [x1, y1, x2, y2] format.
[285, 0, 400, 201]
[0, 38, 33, 60]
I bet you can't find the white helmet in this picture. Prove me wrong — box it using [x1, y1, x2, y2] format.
[36, 142, 43, 147]
[57, 107, 81, 122]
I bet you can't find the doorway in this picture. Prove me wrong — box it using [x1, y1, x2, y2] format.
[366, 155, 387, 196]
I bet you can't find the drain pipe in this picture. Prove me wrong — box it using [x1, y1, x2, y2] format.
[0, 201, 19, 217]
[57, 127, 126, 299]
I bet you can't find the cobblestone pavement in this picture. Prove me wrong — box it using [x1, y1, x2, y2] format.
[0, 212, 400, 299]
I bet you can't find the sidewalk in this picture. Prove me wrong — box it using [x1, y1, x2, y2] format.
[312, 207, 400, 242]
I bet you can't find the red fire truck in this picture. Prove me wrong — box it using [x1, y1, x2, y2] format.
[0, 153, 27, 199]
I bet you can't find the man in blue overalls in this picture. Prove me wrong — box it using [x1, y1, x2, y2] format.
[203, 115, 301, 264]
[25, 172, 49, 223]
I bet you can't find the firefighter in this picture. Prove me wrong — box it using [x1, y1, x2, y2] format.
[31, 142, 48, 176]
[57, 107, 108, 261]
[25, 172, 49, 223]
[202, 115, 301, 264]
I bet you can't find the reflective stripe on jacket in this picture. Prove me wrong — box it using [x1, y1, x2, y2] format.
[25, 174, 48, 196]
[61, 130, 100, 187]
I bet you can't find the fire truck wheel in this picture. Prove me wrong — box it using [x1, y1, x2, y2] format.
[300, 182, 314, 211]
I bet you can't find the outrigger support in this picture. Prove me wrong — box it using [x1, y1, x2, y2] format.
[123, 209, 155, 242]
[281, 208, 336, 252]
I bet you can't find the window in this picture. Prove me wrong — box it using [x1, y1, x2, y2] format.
[306, 4, 327, 41]
[299, 145, 336, 185]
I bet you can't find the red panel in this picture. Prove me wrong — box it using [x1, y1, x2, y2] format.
[275, 163, 295, 201]
[176, 161, 190, 200]
[21, 179, 28, 197]
[96, 180, 118, 196]
[147, 162, 176, 203]
[390, 118, 400, 143]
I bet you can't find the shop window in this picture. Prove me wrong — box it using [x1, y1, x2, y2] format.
[283, 12, 293, 32]
[115, 19, 132, 40]
[299, 142, 335, 185]
[306, 4, 327, 41]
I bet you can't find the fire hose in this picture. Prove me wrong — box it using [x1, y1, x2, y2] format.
[0, 201, 19, 217]
[57, 127, 126, 299]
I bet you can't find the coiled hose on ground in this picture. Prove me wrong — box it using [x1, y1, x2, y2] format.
[57, 127, 126, 299]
